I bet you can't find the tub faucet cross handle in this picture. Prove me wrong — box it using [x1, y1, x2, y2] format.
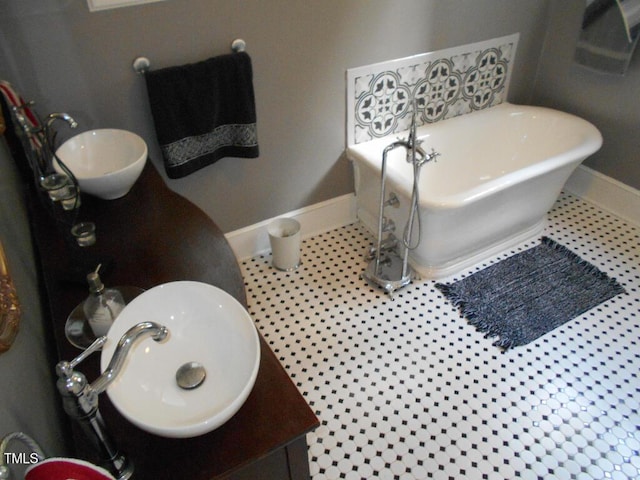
[425, 148, 440, 164]
[413, 147, 440, 167]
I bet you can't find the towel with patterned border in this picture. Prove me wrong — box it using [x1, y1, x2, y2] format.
[145, 52, 259, 179]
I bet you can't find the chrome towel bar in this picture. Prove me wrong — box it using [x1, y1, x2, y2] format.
[133, 38, 246, 75]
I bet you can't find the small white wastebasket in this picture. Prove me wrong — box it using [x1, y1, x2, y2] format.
[267, 218, 301, 271]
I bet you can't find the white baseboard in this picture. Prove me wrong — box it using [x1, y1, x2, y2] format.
[225, 193, 357, 261]
[226, 166, 639, 262]
[565, 165, 640, 226]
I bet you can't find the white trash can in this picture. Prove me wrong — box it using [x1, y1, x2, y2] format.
[268, 218, 301, 271]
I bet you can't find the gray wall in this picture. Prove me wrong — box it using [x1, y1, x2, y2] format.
[1, 0, 550, 232]
[0, 137, 70, 464]
[533, 0, 640, 191]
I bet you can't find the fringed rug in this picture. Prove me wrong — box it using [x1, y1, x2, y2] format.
[435, 237, 626, 350]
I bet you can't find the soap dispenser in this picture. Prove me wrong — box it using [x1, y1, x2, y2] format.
[83, 264, 125, 337]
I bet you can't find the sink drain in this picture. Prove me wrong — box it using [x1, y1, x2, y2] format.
[176, 362, 206, 390]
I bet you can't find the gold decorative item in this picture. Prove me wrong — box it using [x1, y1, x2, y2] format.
[0, 240, 20, 353]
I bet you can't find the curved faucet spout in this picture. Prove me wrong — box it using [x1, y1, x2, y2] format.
[43, 112, 78, 176]
[55, 321, 167, 480]
[92, 321, 169, 395]
[45, 112, 78, 130]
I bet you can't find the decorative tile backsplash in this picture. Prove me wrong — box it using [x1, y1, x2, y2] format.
[346, 34, 519, 145]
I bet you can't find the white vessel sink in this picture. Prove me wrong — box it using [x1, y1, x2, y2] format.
[55, 129, 147, 200]
[100, 281, 260, 438]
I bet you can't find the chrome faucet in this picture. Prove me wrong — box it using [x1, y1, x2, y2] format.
[406, 105, 426, 162]
[43, 112, 78, 176]
[45, 112, 78, 131]
[90, 322, 169, 394]
[56, 321, 169, 480]
[0, 86, 78, 181]
[405, 103, 439, 166]
[14, 111, 79, 155]
[363, 101, 440, 297]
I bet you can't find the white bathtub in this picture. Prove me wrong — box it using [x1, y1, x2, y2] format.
[347, 102, 603, 279]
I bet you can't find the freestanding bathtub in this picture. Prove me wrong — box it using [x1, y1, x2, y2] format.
[347, 102, 603, 279]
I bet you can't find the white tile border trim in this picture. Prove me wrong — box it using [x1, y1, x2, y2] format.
[226, 167, 639, 261]
[225, 193, 357, 261]
[565, 165, 640, 226]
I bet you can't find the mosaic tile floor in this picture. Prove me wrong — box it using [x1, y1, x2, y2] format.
[241, 193, 639, 480]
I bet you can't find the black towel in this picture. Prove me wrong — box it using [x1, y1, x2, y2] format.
[145, 52, 259, 179]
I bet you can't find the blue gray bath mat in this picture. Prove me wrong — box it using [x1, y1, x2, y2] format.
[435, 237, 626, 350]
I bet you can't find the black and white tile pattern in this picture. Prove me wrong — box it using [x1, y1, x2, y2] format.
[241, 192, 639, 480]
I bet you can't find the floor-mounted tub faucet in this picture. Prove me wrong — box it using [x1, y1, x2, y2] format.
[363, 103, 439, 297]
[56, 322, 169, 480]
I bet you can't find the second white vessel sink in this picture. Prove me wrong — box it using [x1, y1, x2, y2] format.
[100, 281, 260, 438]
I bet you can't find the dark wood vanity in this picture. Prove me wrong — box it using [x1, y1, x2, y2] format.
[27, 161, 319, 479]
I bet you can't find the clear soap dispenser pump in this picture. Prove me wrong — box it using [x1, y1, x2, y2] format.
[83, 264, 125, 337]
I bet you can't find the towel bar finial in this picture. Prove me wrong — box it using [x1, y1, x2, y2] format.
[231, 39, 246, 53]
[133, 56, 151, 75]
